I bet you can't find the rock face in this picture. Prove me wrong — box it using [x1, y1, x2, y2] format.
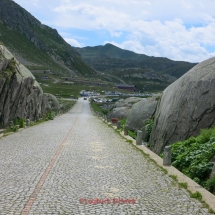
[108, 97, 143, 120]
[109, 107, 130, 120]
[41, 93, 60, 116]
[0, 45, 60, 127]
[115, 97, 142, 108]
[126, 98, 157, 131]
[150, 57, 215, 154]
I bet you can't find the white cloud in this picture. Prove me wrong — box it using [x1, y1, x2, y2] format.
[12, 0, 215, 62]
[110, 31, 123, 37]
[13, 0, 39, 6]
[53, 3, 130, 30]
[64, 38, 83, 47]
[106, 38, 215, 63]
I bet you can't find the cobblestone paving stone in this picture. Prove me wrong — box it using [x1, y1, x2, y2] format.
[0, 99, 213, 215]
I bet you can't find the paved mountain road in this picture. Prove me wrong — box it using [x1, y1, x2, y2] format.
[0, 99, 212, 215]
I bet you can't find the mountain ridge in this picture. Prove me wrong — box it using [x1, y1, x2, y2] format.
[0, 0, 197, 92]
[75, 43, 197, 78]
[75, 43, 150, 61]
[75, 43, 197, 91]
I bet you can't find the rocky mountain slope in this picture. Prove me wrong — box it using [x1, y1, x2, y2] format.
[0, 45, 59, 127]
[0, 0, 95, 76]
[75, 44, 197, 91]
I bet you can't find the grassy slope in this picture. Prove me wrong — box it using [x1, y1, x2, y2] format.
[37, 75, 128, 98]
[138, 57, 197, 78]
[0, 22, 68, 75]
[75, 44, 197, 92]
[0, 0, 95, 77]
[32, 25, 96, 76]
[75, 43, 150, 61]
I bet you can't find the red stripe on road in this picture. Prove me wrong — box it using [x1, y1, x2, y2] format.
[21, 105, 82, 215]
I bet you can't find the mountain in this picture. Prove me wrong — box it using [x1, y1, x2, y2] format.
[0, 0, 95, 76]
[0, 0, 197, 92]
[75, 43, 150, 61]
[75, 44, 197, 91]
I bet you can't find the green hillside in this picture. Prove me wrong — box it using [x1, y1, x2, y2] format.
[75, 43, 150, 61]
[0, 0, 197, 93]
[0, 0, 95, 76]
[75, 44, 197, 92]
[75, 43, 196, 78]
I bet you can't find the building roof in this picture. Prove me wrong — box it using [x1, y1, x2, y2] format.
[115, 84, 136, 88]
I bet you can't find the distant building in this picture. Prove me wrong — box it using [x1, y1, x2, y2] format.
[61, 81, 74, 85]
[64, 78, 109, 87]
[31, 70, 53, 74]
[40, 76, 49, 80]
[115, 84, 136, 92]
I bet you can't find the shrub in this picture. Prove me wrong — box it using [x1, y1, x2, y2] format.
[14, 118, 19, 126]
[169, 127, 215, 192]
[144, 118, 154, 142]
[119, 118, 126, 131]
[11, 125, 19, 132]
[155, 95, 161, 101]
[197, 127, 215, 144]
[206, 175, 215, 193]
[190, 191, 202, 200]
[19, 118, 26, 128]
[46, 111, 54, 120]
[179, 182, 188, 189]
[91, 103, 103, 114]
[8, 58, 17, 73]
[102, 109, 109, 115]
[169, 175, 178, 181]
[128, 130, 137, 139]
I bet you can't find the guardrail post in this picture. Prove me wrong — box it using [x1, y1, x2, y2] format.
[124, 125, 129, 136]
[163, 146, 171, 166]
[136, 130, 142, 145]
[9, 121, 14, 127]
[210, 160, 215, 178]
[26, 119, 30, 126]
[35, 115, 39, 121]
[117, 121, 121, 129]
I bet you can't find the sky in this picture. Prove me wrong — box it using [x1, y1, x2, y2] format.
[12, 0, 215, 63]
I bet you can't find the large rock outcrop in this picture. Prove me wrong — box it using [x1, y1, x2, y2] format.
[150, 57, 215, 154]
[0, 45, 60, 127]
[115, 97, 142, 108]
[126, 98, 157, 131]
[108, 107, 130, 120]
[108, 97, 143, 120]
[41, 93, 60, 116]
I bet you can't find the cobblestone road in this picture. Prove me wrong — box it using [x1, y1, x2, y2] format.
[0, 99, 212, 215]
